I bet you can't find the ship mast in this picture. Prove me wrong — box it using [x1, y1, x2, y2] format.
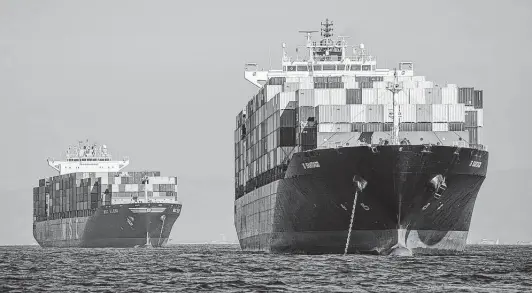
[386, 69, 403, 145]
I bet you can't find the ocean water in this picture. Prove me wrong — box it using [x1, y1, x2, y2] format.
[1, 244, 531, 292]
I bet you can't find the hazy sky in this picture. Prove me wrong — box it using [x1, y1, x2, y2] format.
[1, 0, 531, 245]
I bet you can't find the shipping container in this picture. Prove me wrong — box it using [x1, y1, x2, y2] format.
[314, 89, 330, 105]
[296, 106, 316, 127]
[296, 89, 315, 107]
[383, 104, 394, 123]
[267, 77, 285, 85]
[351, 122, 365, 132]
[283, 82, 300, 92]
[298, 127, 317, 146]
[361, 88, 378, 104]
[279, 92, 297, 110]
[265, 85, 283, 102]
[465, 111, 478, 127]
[399, 122, 416, 132]
[382, 122, 393, 132]
[366, 105, 384, 122]
[342, 76, 358, 88]
[299, 77, 314, 89]
[476, 109, 484, 127]
[318, 123, 352, 132]
[349, 104, 367, 123]
[474, 90, 483, 109]
[432, 104, 449, 122]
[410, 88, 427, 104]
[467, 126, 484, 145]
[279, 127, 296, 146]
[397, 91, 409, 104]
[329, 89, 347, 105]
[372, 81, 387, 89]
[449, 122, 465, 131]
[377, 89, 393, 104]
[362, 123, 384, 132]
[432, 122, 449, 132]
[441, 85, 458, 104]
[280, 109, 296, 127]
[448, 104, 466, 122]
[458, 87, 474, 105]
[424, 88, 442, 104]
[399, 104, 417, 123]
[416, 122, 433, 131]
[416, 104, 433, 122]
[316, 105, 351, 123]
[346, 88, 362, 104]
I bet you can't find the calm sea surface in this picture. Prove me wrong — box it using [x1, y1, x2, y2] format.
[1, 244, 531, 292]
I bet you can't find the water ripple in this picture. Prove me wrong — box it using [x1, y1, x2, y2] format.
[0, 245, 531, 292]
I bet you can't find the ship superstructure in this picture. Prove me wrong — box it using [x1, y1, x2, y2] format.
[234, 20, 488, 254]
[33, 140, 182, 248]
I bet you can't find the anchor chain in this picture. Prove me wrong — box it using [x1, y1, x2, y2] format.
[344, 190, 359, 255]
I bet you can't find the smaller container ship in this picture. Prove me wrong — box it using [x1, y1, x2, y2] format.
[32, 140, 182, 248]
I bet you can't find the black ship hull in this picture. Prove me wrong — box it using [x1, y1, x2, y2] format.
[33, 203, 182, 248]
[236, 145, 488, 255]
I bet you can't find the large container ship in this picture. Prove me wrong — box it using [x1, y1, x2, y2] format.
[233, 20, 488, 255]
[33, 140, 182, 248]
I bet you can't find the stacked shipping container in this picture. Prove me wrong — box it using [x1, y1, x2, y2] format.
[235, 75, 485, 198]
[33, 171, 177, 222]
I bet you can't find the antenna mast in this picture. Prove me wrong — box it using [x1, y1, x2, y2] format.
[298, 30, 318, 62]
[386, 69, 403, 145]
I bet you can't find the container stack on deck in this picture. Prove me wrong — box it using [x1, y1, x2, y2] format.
[234, 75, 485, 198]
[33, 171, 178, 221]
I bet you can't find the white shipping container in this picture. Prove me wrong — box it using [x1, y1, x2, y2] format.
[349, 104, 367, 123]
[383, 104, 394, 123]
[432, 122, 449, 132]
[476, 109, 484, 127]
[318, 123, 352, 132]
[342, 76, 358, 89]
[314, 89, 330, 106]
[297, 89, 315, 107]
[409, 88, 426, 104]
[366, 105, 384, 123]
[399, 104, 417, 122]
[377, 89, 393, 104]
[373, 81, 387, 89]
[125, 184, 138, 192]
[362, 88, 378, 104]
[441, 87, 458, 104]
[397, 91, 409, 104]
[265, 85, 283, 101]
[279, 92, 296, 109]
[299, 77, 314, 89]
[316, 105, 351, 123]
[329, 89, 347, 105]
[432, 104, 449, 122]
[283, 82, 300, 92]
[448, 104, 466, 122]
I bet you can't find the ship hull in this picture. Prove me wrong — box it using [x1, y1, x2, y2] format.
[33, 203, 182, 248]
[235, 145, 488, 254]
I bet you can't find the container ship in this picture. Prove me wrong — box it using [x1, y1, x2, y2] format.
[33, 140, 182, 248]
[233, 20, 488, 255]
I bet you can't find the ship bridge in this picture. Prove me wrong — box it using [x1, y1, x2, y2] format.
[47, 140, 129, 175]
[245, 19, 414, 88]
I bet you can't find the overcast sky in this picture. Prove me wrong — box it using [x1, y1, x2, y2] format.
[1, 0, 531, 245]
